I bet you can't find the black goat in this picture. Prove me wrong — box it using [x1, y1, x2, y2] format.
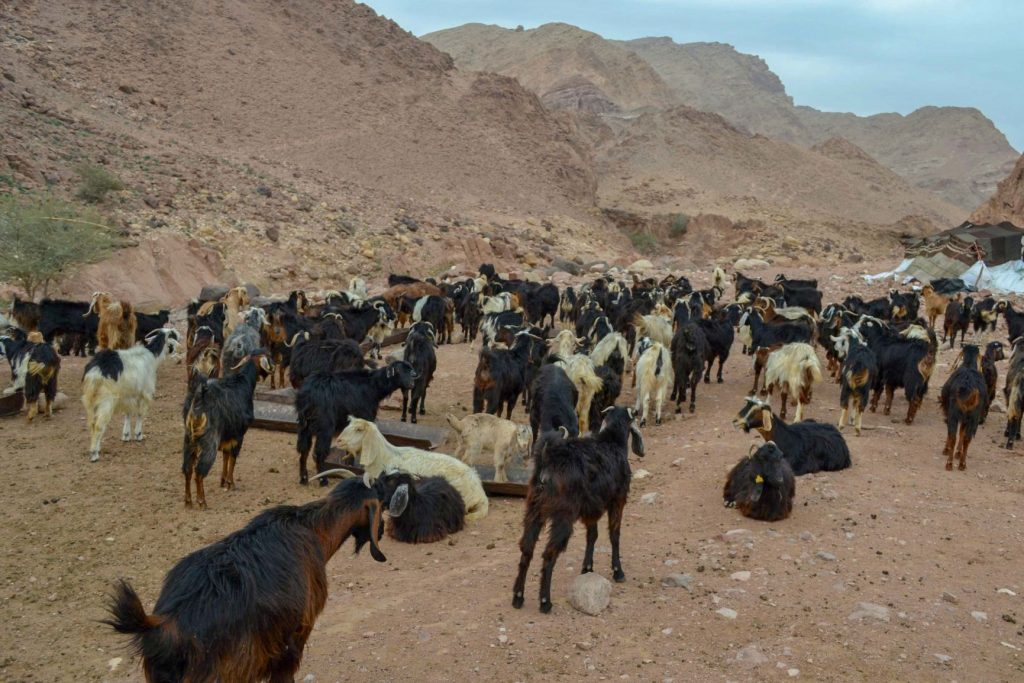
[288, 337, 366, 389]
[134, 310, 170, 341]
[856, 318, 935, 424]
[723, 442, 795, 522]
[38, 298, 97, 355]
[512, 407, 644, 613]
[480, 310, 524, 347]
[413, 295, 452, 344]
[1003, 337, 1024, 448]
[374, 470, 465, 543]
[971, 297, 999, 333]
[745, 309, 814, 354]
[733, 397, 852, 475]
[522, 282, 560, 327]
[104, 476, 404, 682]
[559, 287, 577, 323]
[834, 330, 877, 436]
[529, 360, 580, 444]
[473, 330, 538, 418]
[939, 344, 988, 471]
[942, 299, 969, 349]
[671, 321, 708, 413]
[698, 313, 734, 383]
[9, 297, 40, 331]
[777, 282, 822, 313]
[295, 361, 417, 486]
[981, 341, 1004, 421]
[182, 351, 273, 509]
[401, 322, 437, 424]
[999, 301, 1024, 344]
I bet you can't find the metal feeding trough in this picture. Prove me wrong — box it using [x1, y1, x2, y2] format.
[252, 387, 529, 496]
[0, 390, 24, 418]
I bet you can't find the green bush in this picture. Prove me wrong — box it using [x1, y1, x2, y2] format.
[0, 194, 118, 297]
[75, 164, 124, 203]
[670, 213, 689, 237]
[629, 231, 659, 254]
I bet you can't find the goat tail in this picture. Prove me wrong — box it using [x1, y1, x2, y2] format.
[27, 360, 56, 383]
[185, 402, 209, 442]
[654, 346, 664, 377]
[103, 579, 162, 636]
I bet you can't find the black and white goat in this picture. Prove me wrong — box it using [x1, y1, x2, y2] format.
[82, 329, 181, 462]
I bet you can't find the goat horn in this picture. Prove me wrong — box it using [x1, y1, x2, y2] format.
[309, 468, 359, 481]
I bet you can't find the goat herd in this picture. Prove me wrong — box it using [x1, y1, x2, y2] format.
[2, 264, 1021, 681]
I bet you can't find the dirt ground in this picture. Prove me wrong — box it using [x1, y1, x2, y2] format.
[2, 267, 1024, 682]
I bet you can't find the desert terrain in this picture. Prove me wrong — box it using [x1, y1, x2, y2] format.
[1, 265, 1023, 683]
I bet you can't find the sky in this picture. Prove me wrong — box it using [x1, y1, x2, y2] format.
[368, 0, 1022, 151]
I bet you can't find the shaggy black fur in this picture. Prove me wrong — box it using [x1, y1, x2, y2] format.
[723, 442, 795, 522]
[375, 471, 465, 543]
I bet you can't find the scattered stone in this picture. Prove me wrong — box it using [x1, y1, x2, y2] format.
[576, 641, 593, 651]
[629, 259, 654, 271]
[731, 571, 751, 582]
[971, 611, 988, 622]
[361, 247, 375, 259]
[255, 185, 272, 198]
[589, 262, 608, 273]
[734, 258, 770, 270]
[816, 551, 837, 562]
[633, 468, 651, 480]
[941, 591, 958, 605]
[933, 653, 952, 664]
[108, 657, 122, 671]
[788, 668, 800, 677]
[118, 83, 137, 94]
[199, 284, 230, 301]
[845, 253, 864, 264]
[551, 258, 580, 275]
[716, 607, 738, 620]
[265, 225, 280, 243]
[799, 531, 815, 541]
[497, 634, 508, 644]
[670, 458, 684, 467]
[569, 573, 612, 615]
[661, 627, 673, 636]
[990, 398, 1007, 414]
[640, 492, 660, 505]
[661, 574, 693, 590]
[304, 674, 315, 682]
[848, 602, 890, 622]
[142, 194, 161, 209]
[735, 644, 768, 667]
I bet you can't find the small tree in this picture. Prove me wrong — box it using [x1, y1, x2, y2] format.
[0, 194, 119, 298]
[75, 163, 124, 203]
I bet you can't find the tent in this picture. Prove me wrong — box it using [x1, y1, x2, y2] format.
[867, 221, 1024, 293]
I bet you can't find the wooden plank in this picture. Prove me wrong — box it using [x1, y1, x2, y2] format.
[0, 390, 24, 418]
[254, 387, 296, 405]
[322, 453, 530, 498]
[252, 401, 448, 449]
[360, 328, 409, 353]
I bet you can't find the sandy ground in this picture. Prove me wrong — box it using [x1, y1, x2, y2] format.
[2, 270, 1024, 682]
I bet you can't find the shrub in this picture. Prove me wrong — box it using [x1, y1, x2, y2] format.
[629, 231, 659, 254]
[670, 213, 689, 237]
[75, 164, 124, 203]
[0, 194, 118, 298]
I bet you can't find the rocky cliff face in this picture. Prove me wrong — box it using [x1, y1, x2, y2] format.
[971, 153, 1024, 226]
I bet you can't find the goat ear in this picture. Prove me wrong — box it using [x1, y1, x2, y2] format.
[365, 500, 387, 562]
[761, 408, 773, 432]
[388, 484, 409, 517]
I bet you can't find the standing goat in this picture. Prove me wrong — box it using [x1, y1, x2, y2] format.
[82, 329, 180, 463]
[221, 308, 267, 374]
[939, 344, 987, 471]
[512, 407, 644, 613]
[401, 321, 437, 424]
[762, 342, 822, 421]
[182, 351, 274, 509]
[446, 413, 531, 483]
[88, 292, 137, 351]
[104, 476, 404, 683]
[633, 341, 673, 426]
[831, 328, 877, 436]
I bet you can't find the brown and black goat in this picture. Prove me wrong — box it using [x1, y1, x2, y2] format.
[89, 292, 137, 351]
[105, 475, 406, 682]
[512, 407, 644, 614]
[723, 441, 795, 522]
[938, 344, 988, 471]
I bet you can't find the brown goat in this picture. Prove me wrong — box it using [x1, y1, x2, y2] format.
[381, 282, 442, 311]
[89, 292, 137, 350]
[921, 285, 953, 330]
[221, 286, 251, 338]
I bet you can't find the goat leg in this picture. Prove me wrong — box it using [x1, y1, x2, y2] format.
[220, 448, 230, 489]
[580, 519, 599, 574]
[608, 498, 626, 582]
[121, 415, 132, 442]
[513, 510, 544, 609]
[400, 388, 409, 422]
[838, 405, 849, 432]
[957, 425, 970, 470]
[539, 519, 573, 613]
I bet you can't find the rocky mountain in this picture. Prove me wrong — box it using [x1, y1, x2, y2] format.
[424, 24, 1017, 210]
[971, 153, 1024, 226]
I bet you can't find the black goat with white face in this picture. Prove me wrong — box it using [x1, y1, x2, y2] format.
[723, 442, 795, 522]
[512, 406, 644, 614]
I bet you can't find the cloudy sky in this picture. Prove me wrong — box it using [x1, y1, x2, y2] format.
[369, 0, 1022, 151]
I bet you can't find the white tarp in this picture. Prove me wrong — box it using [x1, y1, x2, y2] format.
[867, 258, 1024, 293]
[863, 258, 913, 283]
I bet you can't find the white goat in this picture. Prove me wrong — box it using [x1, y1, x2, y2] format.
[762, 342, 822, 422]
[633, 313, 672, 347]
[445, 413, 531, 483]
[82, 329, 181, 462]
[339, 417, 489, 520]
[712, 266, 728, 298]
[551, 329, 582, 358]
[590, 331, 630, 374]
[633, 341, 673, 427]
[347, 277, 368, 301]
[555, 354, 604, 433]
[482, 293, 516, 314]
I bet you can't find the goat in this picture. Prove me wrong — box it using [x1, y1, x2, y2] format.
[473, 329, 538, 418]
[671, 321, 708, 413]
[529, 361, 580, 444]
[998, 300, 1024, 344]
[521, 282, 559, 327]
[339, 417, 489, 520]
[633, 341, 673, 426]
[733, 397, 852, 475]
[38, 298, 98, 355]
[221, 286, 251, 338]
[104, 476, 404, 682]
[295, 361, 417, 486]
[981, 341, 1004, 421]
[446, 413, 531, 483]
[723, 442, 795, 522]
[831, 328, 877, 436]
[512, 407, 644, 613]
[762, 342, 822, 421]
[412, 295, 453, 344]
[479, 310, 525, 348]
[855, 317, 935, 424]
[776, 281, 822, 313]
[589, 331, 629, 378]
[555, 353, 604, 433]
[288, 337, 366, 389]
[971, 297, 999, 334]
[1003, 337, 1024, 448]
[745, 309, 815, 354]
[401, 321, 437, 424]
[939, 344, 988, 471]
[9, 296, 40, 331]
[82, 329, 181, 462]
[633, 312, 673, 347]
[942, 299, 969, 349]
[0, 332, 60, 422]
[221, 307, 267, 374]
[373, 470, 466, 543]
[87, 292, 138, 351]
[697, 314, 734, 383]
[559, 287, 577, 323]
[182, 351, 274, 509]
[186, 326, 221, 388]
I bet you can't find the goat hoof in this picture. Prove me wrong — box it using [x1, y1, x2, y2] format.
[958, 462, 966, 471]
[717, 377, 724, 384]
[184, 500, 192, 508]
[512, 596, 524, 609]
[581, 566, 593, 574]
[89, 452, 99, 463]
[539, 600, 553, 614]
[688, 404, 695, 414]
[613, 569, 626, 583]
[400, 416, 407, 423]
[300, 477, 308, 486]
[121, 434, 131, 442]
[135, 434, 145, 442]
[655, 418, 661, 426]
[945, 462, 953, 471]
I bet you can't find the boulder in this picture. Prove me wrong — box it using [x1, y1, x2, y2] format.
[733, 258, 770, 270]
[629, 259, 654, 271]
[569, 573, 612, 615]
